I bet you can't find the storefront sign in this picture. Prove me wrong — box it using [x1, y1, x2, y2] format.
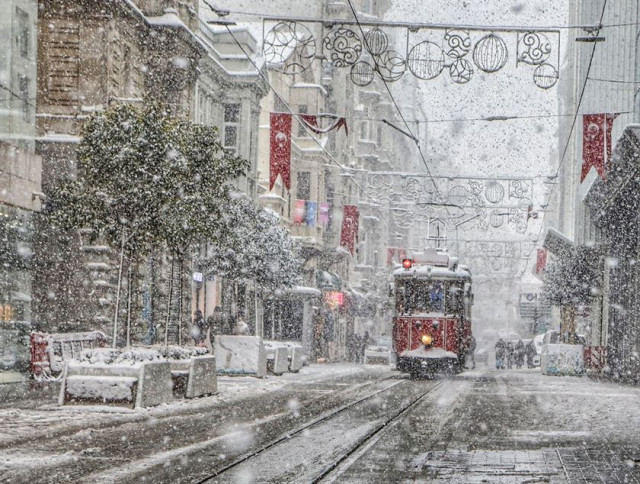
[325, 291, 344, 309]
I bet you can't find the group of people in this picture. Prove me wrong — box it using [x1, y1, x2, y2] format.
[192, 307, 250, 347]
[495, 338, 537, 370]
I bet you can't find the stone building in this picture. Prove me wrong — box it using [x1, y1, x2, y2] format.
[544, 0, 640, 379]
[32, 0, 266, 345]
[0, 0, 41, 370]
[211, 0, 419, 359]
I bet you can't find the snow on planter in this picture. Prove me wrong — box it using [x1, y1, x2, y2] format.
[541, 344, 585, 376]
[215, 336, 267, 377]
[59, 346, 212, 408]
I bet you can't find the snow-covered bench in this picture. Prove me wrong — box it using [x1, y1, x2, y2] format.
[58, 346, 215, 407]
[59, 360, 173, 409]
[364, 345, 393, 365]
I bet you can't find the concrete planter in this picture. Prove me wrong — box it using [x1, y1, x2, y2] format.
[541, 344, 584, 376]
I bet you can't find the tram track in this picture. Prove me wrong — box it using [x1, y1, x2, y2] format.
[313, 380, 445, 483]
[198, 377, 444, 483]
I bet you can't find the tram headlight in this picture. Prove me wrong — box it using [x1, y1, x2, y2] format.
[421, 334, 433, 346]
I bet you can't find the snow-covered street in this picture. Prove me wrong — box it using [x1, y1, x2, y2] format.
[1, 363, 639, 483]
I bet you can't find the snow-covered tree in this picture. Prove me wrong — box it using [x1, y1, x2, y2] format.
[198, 195, 301, 291]
[543, 246, 600, 343]
[51, 103, 248, 344]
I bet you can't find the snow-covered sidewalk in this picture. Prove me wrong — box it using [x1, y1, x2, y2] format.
[0, 363, 391, 449]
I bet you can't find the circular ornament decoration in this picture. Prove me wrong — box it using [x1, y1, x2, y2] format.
[484, 181, 505, 203]
[533, 63, 559, 89]
[448, 185, 470, 207]
[407, 41, 445, 80]
[364, 28, 389, 56]
[264, 22, 316, 75]
[323, 27, 362, 67]
[444, 30, 471, 59]
[350, 61, 375, 86]
[489, 210, 505, 228]
[473, 34, 508, 73]
[375, 50, 406, 82]
[449, 58, 474, 84]
[518, 32, 551, 65]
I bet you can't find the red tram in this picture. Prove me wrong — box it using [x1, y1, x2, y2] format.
[391, 248, 473, 377]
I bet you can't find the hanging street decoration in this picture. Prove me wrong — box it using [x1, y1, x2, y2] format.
[263, 22, 316, 75]
[361, 172, 536, 233]
[261, 19, 560, 89]
[581, 113, 620, 182]
[299, 114, 349, 135]
[340, 205, 360, 255]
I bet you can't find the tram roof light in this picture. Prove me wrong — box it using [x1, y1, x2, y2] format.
[402, 258, 413, 270]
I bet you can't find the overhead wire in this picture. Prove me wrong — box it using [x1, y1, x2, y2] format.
[210, 7, 635, 32]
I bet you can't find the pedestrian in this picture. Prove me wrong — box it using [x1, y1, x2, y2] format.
[495, 338, 506, 369]
[207, 306, 226, 337]
[468, 336, 477, 369]
[515, 339, 525, 369]
[192, 309, 206, 345]
[525, 340, 537, 368]
[324, 312, 336, 362]
[360, 331, 371, 364]
[234, 311, 250, 335]
[506, 341, 515, 369]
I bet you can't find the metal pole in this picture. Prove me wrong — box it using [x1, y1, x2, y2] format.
[112, 231, 126, 349]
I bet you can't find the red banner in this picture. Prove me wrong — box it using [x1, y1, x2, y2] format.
[270, 113, 292, 191]
[581, 113, 618, 182]
[340, 205, 359, 255]
[536, 248, 547, 274]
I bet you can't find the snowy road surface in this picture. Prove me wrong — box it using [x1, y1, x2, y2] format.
[1, 364, 639, 483]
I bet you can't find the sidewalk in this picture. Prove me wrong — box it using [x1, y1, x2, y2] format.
[0, 363, 392, 450]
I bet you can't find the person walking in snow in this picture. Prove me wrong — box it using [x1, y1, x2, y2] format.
[192, 309, 206, 345]
[515, 339, 525, 369]
[495, 338, 506, 369]
[234, 311, 250, 336]
[506, 341, 515, 369]
[526, 340, 537, 368]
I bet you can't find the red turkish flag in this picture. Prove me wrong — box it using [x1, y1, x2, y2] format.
[536, 248, 547, 274]
[340, 205, 359, 255]
[581, 113, 618, 182]
[270, 113, 292, 191]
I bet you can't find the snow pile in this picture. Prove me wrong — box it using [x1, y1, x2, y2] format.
[65, 376, 137, 402]
[401, 346, 458, 359]
[76, 346, 208, 366]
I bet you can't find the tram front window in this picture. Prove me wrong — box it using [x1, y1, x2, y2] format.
[396, 280, 444, 315]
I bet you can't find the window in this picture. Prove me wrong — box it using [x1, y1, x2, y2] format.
[297, 104, 308, 137]
[395, 279, 444, 315]
[359, 122, 368, 140]
[223, 103, 240, 152]
[16, 8, 30, 58]
[19, 75, 29, 122]
[296, 171, 311, 200]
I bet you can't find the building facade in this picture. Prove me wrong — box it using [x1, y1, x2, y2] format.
[0, 0, 41, 370]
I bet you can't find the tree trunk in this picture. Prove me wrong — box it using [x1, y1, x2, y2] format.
[126, 256, 134, 348]
[164, 255, 175, 346]
[112, 231, 126, 348]
[560, 305, 577, 344]
[178, 258, 183, 346]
